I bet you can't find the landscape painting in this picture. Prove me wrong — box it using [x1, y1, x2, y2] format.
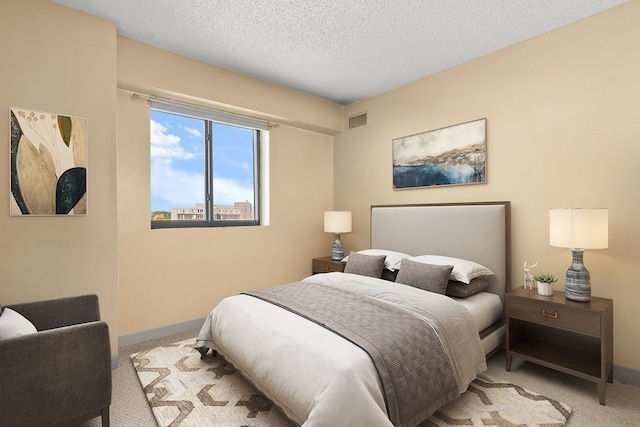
[392, 118, 486, 189]
[10, 107, 87, 215]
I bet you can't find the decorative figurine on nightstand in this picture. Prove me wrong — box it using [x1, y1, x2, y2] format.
[523, 261, 537, 290]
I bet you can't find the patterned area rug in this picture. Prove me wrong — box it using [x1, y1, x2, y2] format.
[131, 339, 572, 427]
[421, 377, 572, 427]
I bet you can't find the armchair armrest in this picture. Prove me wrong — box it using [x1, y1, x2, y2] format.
[0, 321, 111, 426]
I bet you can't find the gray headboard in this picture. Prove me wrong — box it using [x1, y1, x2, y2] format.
[371, 202, 511, 303]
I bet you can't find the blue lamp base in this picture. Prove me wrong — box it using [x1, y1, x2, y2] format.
[331, 233, 344, 261]
[565, 249, 591, 302]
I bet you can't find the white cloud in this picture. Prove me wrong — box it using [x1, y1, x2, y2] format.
[150, 119, 179, 146]
[151, 168, 253, 209]
[151, 160, 204, 207]
[181, 125, 203, 138]
[213, 178, 254, 205]
[150, 119, 197, 160]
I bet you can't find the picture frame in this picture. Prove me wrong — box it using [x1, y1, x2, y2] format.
[392, 118, 486, 189]
[10, 107, 87, 216]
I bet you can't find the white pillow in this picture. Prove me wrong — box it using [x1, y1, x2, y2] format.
[343, 249, 412, 271]
[0, 308, 38, 339]
[408, 255, 494, 284]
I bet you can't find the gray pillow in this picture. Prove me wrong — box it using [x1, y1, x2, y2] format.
[395, 258, 453, 294]
[344, 251, 386, 278]
[446, 278, 490, 298]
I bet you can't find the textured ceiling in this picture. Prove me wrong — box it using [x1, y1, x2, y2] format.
[53, 0, 629, 105]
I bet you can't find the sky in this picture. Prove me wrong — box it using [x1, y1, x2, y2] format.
[150, 110, 255, 212]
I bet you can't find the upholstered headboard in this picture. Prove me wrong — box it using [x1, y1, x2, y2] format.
[371, 202, 511, 303]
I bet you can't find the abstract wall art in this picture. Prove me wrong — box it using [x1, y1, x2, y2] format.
[392, 118, 486, 189]
[10, 107, 87, 215]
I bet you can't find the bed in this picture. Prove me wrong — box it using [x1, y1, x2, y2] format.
[196, 201, 511, 427]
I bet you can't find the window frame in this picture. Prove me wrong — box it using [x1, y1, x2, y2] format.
[149, 98, 266, 229]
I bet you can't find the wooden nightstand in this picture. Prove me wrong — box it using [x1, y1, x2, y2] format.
[312, 257, 346, 274]
[506, 286, 613, 404]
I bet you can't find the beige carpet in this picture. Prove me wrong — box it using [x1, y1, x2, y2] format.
[132, 338, 571, 427]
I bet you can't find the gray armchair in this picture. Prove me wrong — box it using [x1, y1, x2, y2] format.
[0, 294, 111, 427]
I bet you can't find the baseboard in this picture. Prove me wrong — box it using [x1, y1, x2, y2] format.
[118, 317, 205, 348]
[110, 317, 205, 369]
[615, 364, 640, 388]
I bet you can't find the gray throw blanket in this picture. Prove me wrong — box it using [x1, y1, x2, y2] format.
[244, 282, 458, 427]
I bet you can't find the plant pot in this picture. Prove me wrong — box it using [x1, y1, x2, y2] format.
[537, 281, 554, 296]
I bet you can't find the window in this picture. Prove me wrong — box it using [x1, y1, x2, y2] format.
[149, 98, 267, 229]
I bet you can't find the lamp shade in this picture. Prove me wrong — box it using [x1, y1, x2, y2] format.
[549, 208, 608, 249]
[324, 211, 352, 233]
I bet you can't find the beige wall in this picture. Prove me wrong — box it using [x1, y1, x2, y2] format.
[1, 1, 338, 351]
[337, 2, 640, 372]
[116, 40, 338, 335]
[0, 1, 118, 350]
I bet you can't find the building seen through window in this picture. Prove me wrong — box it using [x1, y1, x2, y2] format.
[169, 201, 254, 220]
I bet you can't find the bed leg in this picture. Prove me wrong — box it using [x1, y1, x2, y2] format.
[196, 347, 215, 359]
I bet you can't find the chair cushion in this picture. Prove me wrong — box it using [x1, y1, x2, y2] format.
[0, 308, 37, 339]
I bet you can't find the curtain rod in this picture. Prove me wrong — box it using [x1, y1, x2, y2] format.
[131, 92, 151, 104]
[129, 92, 278, 130]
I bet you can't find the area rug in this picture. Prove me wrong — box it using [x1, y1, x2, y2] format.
[131, 339, 572, 427]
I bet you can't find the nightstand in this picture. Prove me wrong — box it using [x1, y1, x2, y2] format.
[312, 256, 346, 274]
[506, 286, 613, 404]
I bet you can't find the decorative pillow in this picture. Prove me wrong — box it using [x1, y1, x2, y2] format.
[395, 258, 453, 294]
[0, 308, 38, 339]
[343, 249, 411, 271]
[446, 278, 490, 298]
[408, 255, 494, 284]
[343, 251, 387, 278]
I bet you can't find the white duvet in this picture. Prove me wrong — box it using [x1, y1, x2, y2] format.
[196, 272, 487, 427]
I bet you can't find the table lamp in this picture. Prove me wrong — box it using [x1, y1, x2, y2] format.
[549, 208, 608, 302]
[324, 211, 352, 261]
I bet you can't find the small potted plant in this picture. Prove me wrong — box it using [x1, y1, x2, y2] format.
[533, 273, 558, 296]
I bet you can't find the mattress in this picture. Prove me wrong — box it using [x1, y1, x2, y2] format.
[453, 291, 503, 333]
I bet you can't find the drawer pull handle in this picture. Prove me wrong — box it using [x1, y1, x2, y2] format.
[542, 309, 558, 319]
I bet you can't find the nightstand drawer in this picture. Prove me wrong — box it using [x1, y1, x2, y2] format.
[312, 257, 345, 274]
[509, 297, 601, 336]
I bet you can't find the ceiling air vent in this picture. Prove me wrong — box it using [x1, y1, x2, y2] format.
[348, 112, 367, 129]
